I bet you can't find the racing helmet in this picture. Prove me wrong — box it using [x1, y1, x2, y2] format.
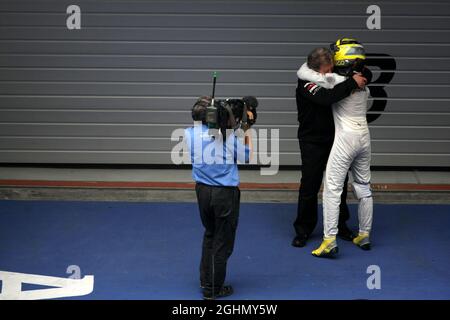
[330, 38, 366, 76]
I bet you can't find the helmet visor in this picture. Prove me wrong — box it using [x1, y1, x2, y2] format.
[346, 46, 365, 56]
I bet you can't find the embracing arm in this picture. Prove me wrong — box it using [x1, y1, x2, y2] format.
[361, 67, 373, 85]
[296, 77, 359, 107]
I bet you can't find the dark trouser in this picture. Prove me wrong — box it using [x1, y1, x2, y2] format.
[195, 182, 240, 295]
[294, 140, 350, 236]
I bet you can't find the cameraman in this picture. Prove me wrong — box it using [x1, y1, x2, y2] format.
[185, 96, 254, 300]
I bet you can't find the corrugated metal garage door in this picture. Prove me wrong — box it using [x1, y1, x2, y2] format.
[0, 0, 449, 166]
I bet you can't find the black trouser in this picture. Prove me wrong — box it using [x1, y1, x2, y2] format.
[294, 140, 350, 236]
[195, 182, 240, 295]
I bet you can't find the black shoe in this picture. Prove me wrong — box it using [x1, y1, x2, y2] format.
[292, 234, 308, 248]
[203, 285, 234, 300]
[337, 224, 356, 241]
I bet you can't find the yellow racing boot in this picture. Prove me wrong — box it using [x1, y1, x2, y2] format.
[353, 233, 371, 250]
[311, 237, 338, 258]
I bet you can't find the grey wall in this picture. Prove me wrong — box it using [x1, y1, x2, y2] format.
[0, 0, 449, 166]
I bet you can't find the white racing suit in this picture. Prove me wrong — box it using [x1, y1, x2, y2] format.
[297, 63, 373, 238]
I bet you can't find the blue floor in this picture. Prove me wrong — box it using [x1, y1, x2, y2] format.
[0, 200, 449, 300]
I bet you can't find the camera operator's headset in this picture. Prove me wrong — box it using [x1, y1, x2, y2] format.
[330, 38, 366, 76]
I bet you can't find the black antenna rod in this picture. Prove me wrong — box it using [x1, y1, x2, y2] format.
[211, 71, 217, 100]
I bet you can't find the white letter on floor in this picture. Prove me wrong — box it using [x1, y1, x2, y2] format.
[0, 270, 94, 300]
[366, 265, 381, 290]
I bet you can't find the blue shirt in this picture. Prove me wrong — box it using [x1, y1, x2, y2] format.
[185, 124, 250, 187]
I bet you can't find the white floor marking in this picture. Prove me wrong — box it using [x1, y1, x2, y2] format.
[0, 270, 94, 300]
